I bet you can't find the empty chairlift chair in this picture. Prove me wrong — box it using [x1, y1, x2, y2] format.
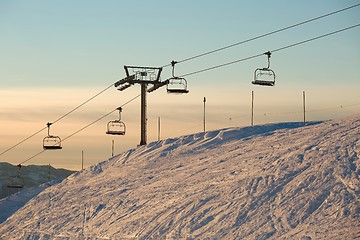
[7, 164, 25, 189]
[252, 51, 276, 86]
[43, 122, 62, 150]
[106, 107, 126, 135]
[167, 60, 189, 94]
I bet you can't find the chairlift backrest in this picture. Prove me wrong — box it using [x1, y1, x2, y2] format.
[167, 77, 189, 94]
[43, 135, 62, 150]
[252, 68, 276, 86]
[106, 120, 126, 135]
[7, 165, 24, 189]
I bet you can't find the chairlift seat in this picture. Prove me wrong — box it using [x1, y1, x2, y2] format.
[7, 183, 24, 189]
[252, 80, 275, 86]
[7, 176, 24, 189]
[106, 130, 126, 135]
[43, 145, 63, 150]
[167, 77, 189, 94]
[167, 89, 189, 94]
[253, 68, 275, 86]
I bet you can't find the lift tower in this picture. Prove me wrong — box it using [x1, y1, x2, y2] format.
[114, 66, 165, 146]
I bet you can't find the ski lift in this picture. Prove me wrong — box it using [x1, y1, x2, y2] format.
[7, 164, 25, 189]
[167, 60, 189, 94]
[43, 122, 62, 150]
[106, 107, 126, 135]
[252, 51, 276, 86]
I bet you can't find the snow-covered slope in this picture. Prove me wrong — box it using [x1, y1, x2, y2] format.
[0, 180, 60, 223]
[0, 116, 359, 239]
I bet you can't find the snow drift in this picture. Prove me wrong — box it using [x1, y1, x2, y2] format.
[0, 115, 359, 239]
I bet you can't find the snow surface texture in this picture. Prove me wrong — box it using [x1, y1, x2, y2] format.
[0, 181, 60, 223]
[0, 115, 359, 239]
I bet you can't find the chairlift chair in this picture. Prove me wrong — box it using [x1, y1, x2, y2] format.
[167, 77, 189, 94]
[106, 107, 126, 135]
[167, 60, 189, 94]
[7, 164, 25, 189]
[7, 175, 25, 188]
[252, 51, 276, 86]
[43, 122, 62, 150]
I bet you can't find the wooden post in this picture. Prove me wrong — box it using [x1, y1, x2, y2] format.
[111, 140, 114, 157]
[303, 91, 306, 125]
[251, 91, 254, 126]
[81, 150, 84, 170]
[203, 97, 206, 132]
[158, 117, 161, 141]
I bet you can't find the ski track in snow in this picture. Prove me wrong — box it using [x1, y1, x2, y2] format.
[0, 180, 62, 225]
[0, 115, 360, 239]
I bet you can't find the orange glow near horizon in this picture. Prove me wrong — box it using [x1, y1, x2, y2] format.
[1, 85, 359, 170]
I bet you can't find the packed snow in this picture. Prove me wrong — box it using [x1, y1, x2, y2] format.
[0, 181, 60, 223]
[0, 115, 359, 239]
[0, 164, 74, 224]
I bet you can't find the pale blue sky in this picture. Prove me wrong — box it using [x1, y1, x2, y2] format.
[1, 0, 359, 87]
[1, 1, 359, 169]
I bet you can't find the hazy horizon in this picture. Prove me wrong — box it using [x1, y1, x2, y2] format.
[1, 0, 359, 170]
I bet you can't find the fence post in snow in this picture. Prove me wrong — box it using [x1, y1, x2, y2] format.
[303, 91, 306, 125]
[158, 117, 161, 141]
[203, 97, 206, 132]
[81, 150, 84, 170]
[111, 140, 115, 157]
[251, 91, 254, 126]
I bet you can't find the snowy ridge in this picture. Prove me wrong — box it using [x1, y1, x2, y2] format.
[0, 116, 359, 239]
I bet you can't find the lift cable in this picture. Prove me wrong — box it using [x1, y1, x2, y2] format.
[178, 23, 360, 78]
[5, 21, 360, 161]
[17, 94, 141, 166]
[2, 4, 359, 157]
[17, 23, 360, 165]
[62, 94, 140, 143]
[52, 84, 115, 125]
[160, 3, 360, 68]
[0, 83, 114, 157]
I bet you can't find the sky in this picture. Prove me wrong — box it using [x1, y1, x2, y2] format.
[0, 0, 359, 170]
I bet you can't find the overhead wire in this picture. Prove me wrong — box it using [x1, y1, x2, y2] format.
[61, 94, 141, 142]
[18, 94, 141, 165]
[0, 83, 115, 157]
[52, 84, 115, 125]
[17, 22, 360, 165]
[271, 24, 360, 53]
[2, 4, 359, 157]
[179, 23, 360, 78]
[5, 5, 360, 164]
[160, 3, 360, 68]
[0, 127, 48, 157]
